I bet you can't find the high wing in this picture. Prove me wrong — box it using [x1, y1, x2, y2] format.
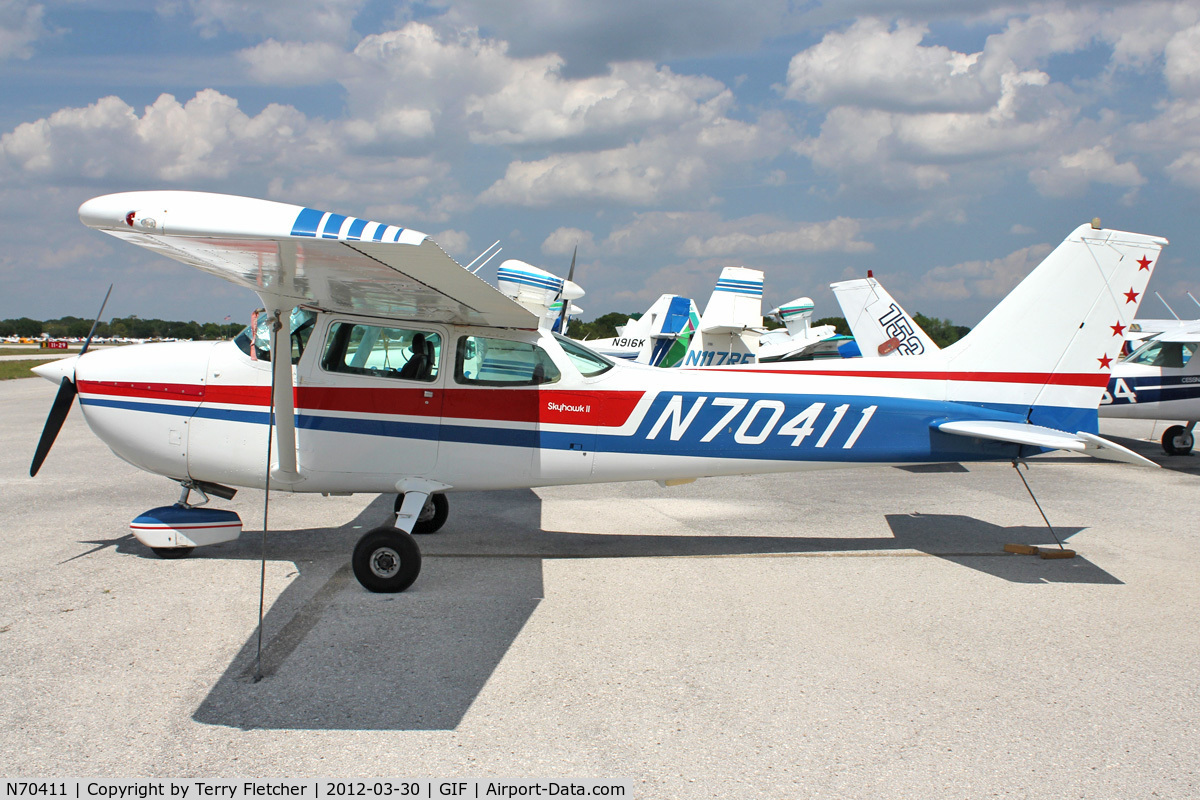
[78, 191, 538, 328]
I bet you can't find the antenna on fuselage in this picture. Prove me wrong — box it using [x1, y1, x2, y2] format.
[1156, 292, 1180, 320]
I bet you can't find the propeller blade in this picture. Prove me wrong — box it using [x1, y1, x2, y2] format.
[79, 283, 113, 356]
[30, 377, 78, 477]
[556, 246, 577, 334]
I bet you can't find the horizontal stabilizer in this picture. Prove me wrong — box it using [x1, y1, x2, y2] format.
[936, 420, 1158, 468]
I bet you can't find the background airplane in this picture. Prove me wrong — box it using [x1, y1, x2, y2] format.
[680, 267, 853, 365]
[585, 294, 701, 367]
[755, 298, 855, 362]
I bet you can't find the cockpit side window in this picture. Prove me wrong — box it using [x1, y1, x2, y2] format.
[320, 322, 440, 382]
[234, 308, 316, 365]
[553, 334, 614, 377]
[1124, 339, 1197, 369]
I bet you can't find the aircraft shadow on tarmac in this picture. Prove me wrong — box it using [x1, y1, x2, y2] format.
[75, 487, 1116, 732]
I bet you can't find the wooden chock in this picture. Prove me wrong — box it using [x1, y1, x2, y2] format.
[1037, 547, 1076, 559]
[1004, 543, 1039, 555]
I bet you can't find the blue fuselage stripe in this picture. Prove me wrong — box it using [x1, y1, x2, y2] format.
[79, 391, 1094, 464]
[1104, 374, 1200, 406]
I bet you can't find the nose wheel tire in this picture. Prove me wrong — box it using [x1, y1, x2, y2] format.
[352, 526, 422, 593]
[393, 492, 449, 534]
[150, 547, 195, 559]
[1162, 425, 1194, 456]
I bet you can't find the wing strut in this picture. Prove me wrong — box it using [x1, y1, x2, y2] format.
[262, 298, 302, 485]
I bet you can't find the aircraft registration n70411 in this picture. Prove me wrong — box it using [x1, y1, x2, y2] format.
[30, 190, 1167, 592]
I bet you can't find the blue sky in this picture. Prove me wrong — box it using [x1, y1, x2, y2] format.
[2, 0, 1198, 327]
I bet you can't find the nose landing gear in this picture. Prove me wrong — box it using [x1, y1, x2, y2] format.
[393, 492, 449, 534]
[1162, 422, 1195, 456]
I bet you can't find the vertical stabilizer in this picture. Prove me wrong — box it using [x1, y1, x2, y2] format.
[943, 224, 1166, 429]
[682, 267, 764, 366]
[832, 278, 938, 357]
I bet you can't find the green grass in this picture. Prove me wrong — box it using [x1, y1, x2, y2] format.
[0, 359, 55, 380]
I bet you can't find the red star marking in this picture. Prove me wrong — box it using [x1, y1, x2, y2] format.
[1124, 288, 1140, 304]
[1137, 255, 1152, 271]
[1098, 354, 1113, 369]
[1111, 321, 1126, 336]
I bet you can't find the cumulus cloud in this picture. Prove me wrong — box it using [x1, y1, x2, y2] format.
[603, 211, 715, 255]
[427, 0, 798, 74]
[784, 10, 1158, 196]
[0, 91, 325, 182]
[1029, 145, 1144, 197]
[432, 228, 470, 257]
[464, 61, 728, 146]
[918, 243, 1054, 302]
[480, 139, 710, 207]
[600, 210, 873, 265]
[481, 112, 791, 207]
[1164, 23, 1200, 97]
[333, 22, 746, 157]
[178, 0, 367, 43]
[786, 19, 992, 113]
[679, 217, 873, 257]
[1165, 150, 1200, 188]
[542, 227, 595, 257]
[0, 89, 456, 223]
[0, 0, 46, 59]
[238, 39, 352, 85]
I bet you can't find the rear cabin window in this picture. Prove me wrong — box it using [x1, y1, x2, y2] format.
[321, 322, 440, 381]
[455, 336, 560, 386]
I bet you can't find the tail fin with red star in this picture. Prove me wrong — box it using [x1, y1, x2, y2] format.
[940, 223, 1166, 432]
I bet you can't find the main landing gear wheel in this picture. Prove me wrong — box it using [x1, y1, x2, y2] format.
[150, 547, 195, 559]
[352, 526, 422, 593]
[1162, 425, 1195, 456]
[393, 492, 449, 534]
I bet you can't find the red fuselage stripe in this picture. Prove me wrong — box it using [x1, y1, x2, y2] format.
[77, 380, 647, 428]
[700, 369, 1111, 388]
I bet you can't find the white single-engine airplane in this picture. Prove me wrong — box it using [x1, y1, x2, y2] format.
[30, 192, 1165, 593]
[677, 267, 850, 365]
[586, 294, 701, 367]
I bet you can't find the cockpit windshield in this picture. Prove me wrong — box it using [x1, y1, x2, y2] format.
[553, 334, 615, 377]
[1124, 338, 1198, 369]
[234, 307, 317, 364]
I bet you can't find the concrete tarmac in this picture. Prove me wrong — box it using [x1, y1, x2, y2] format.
[1, 377, 1197, 798]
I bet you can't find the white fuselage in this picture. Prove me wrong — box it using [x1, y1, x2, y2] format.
[68, 310, 1075, 496]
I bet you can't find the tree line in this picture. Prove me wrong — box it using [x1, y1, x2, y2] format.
[815, 314, 969, 347]
[6, 310, 969, 347]
[1, 315, 244, 340]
